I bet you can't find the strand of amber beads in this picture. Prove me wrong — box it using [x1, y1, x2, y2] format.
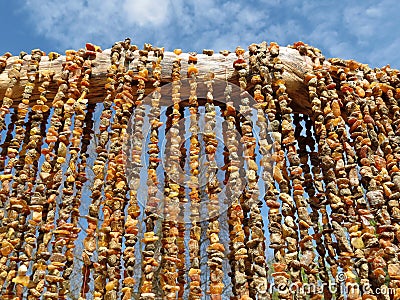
[72, 101, 94, 296]
[334, 63, 381, 298]
[238, 44, 269, 299]
[66, 51, 95, 273]
[160, 56, 183, 299]
[27, 50, 72, 299]
[303, 114, 333, 299]
[0, 54, 22, 140]
[160, 116, 179, 300]
[308, 67, 344, 298]
[120, 42, 143, 299]
[91, 42, 124, 300]
[137, 46, 161, 300]
[140, 49, 166, 300]
[264, 42, 293, 300]
[123, 46, 163, 300]
[51, 46, 94, 298]
[234, 46, 256, 299]
[257, 45, 288, 299]
[105, 65, 134, 300]
[26, 63, 55, 299]
[22, 54, 55, 300]
[1, 50, 43, 298]
[364, 69, 398, 224]
[247, 42, 271, 300]
[364, 66, 400, 299]
[271, 43, 310, 299]
[160, 112, 179, 300]
[0, 57, 31, 200]
[180, 51, 203, 300]
[202, 70, 225, 300]
[292, 115, 320, 295]
[316, 64, 361, 298]
[376, 68, 400, 295]
[2, 49, 43, 299]
[122, 45, 148, 299]
[80, 44, 118, 299]
[222, 81, 250, 300]
[333, 62, 391, 297]
[175, 51, 186, 300]
[327, 62, 376, 296]
[101, 41, 135, 300]
[39, 49, 83, 299]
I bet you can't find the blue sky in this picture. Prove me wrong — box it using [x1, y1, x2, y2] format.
[1, 0, 400, 69]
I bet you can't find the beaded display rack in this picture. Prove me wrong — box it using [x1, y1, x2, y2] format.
[0, 40, 399, 300]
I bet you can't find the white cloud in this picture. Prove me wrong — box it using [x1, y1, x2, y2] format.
[21, 0, 400, 68]
[123, 1, 170, 27]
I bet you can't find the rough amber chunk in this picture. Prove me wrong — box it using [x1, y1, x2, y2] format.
[1, 240, 14, 256]
[12, 275, 29, 287]
[173, 49, 182, 55]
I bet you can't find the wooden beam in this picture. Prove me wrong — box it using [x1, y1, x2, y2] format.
[0, 47, 313, 114]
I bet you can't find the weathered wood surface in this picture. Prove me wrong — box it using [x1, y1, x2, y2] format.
[0, 47, 313, 114]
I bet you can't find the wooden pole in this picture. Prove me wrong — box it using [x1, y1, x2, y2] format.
[0, 47, 314, 114]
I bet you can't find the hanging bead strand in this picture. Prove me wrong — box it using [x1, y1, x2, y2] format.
[0, 55, 23, 145]
[10, 50, 49, 297]
[183, 49, 202, 300]
[27, 50, 71, 299]
[234, 46, 257, 299]
[246, 42, 270, 300]
[271, 42, 312, 299]
[17, 50, 54, 299]
[51, 46, 94, 298]
[333, 62, 390, 296]
[1, 50, 43, 298]
[81, 43, 118, 299]
[335, 64, 379, 297]
[92, 41, 124, 300]
[223, 80, 250, 300]
[39, 48, 84, 299]
[266, 42, 296, 299]
[259, 43, 288, 299]
[202, 69, 226, 300]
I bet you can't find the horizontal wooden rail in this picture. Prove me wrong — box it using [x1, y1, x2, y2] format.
[0, 47, 314, 114]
